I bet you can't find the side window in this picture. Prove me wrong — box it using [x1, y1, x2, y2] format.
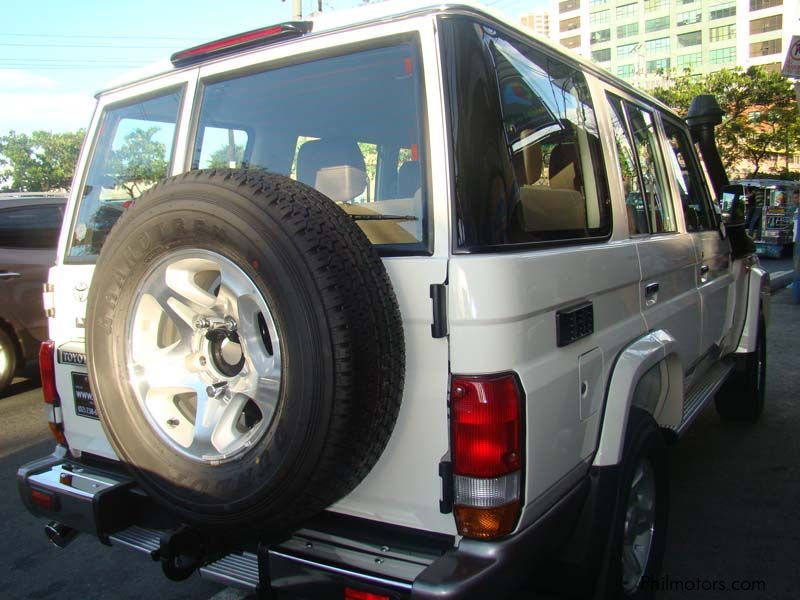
[661, 119, 715, 231]
[607, 95, 676, 235]
[608, 98, 647, 235]
[69, 90, 182, 259]
[444, 19, 610, 248]
[626, 105, 676, 233]
[0, 204, 64, 248]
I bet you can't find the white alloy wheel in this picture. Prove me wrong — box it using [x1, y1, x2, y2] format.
[126, 249, 281, 464]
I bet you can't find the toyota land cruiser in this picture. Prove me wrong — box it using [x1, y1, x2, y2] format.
[18, 2, 769, 598]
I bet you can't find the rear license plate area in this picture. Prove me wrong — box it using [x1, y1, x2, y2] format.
[72, 372, 98, 419]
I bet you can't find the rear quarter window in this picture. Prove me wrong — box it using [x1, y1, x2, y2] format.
[443, 18, 611, 251]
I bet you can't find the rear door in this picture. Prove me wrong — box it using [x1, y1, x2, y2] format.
[660, 117, 733, 358]
[606, 95, 702, 373]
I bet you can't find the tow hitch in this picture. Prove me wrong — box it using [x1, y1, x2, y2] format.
[157, 525, 209, 581]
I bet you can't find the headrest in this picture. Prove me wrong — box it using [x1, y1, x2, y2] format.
[549, 143, 579, 191]
[397, 160, 421, 198]
[296, 138, 367, 202]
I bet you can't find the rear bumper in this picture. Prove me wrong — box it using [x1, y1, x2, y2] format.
[18, 449, 588, 599]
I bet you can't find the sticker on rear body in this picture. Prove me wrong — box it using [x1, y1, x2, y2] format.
[72, 372, 98, 419]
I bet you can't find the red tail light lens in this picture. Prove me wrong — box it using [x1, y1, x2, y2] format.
[39, 340, 59, 406]
[171, 22, 313, 66]
[451, 374, 521, 478]
[344, 588, 389, 600]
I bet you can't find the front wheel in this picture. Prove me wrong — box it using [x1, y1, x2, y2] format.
[715, 313, 766, 422]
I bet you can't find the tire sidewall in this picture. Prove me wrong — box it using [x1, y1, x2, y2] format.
[605, 410, 669, 600]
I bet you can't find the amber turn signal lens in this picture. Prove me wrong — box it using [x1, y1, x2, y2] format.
[454, 500, 520, 539]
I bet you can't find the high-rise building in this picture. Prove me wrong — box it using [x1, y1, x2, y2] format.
[520, 9, 551, 36]
[544, 0, 799, 89]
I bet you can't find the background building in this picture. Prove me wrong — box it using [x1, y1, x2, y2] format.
[520, 9, 551, 36]
[539, 0, 799, 89]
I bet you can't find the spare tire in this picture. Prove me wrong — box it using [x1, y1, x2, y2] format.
[86, 170, 404, 535]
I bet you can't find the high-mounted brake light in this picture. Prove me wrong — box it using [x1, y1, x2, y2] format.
[450, 373, 523, 539]
[344, 588, 390, 600]
[171, 21, 313, 66]
[40, 340, 67, 446]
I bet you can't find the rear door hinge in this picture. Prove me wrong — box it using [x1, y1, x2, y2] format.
[43, 283, 55, 318]
[430, 283, 448, 339]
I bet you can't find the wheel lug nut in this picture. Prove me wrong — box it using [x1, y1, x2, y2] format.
[166, 418, 180, 428]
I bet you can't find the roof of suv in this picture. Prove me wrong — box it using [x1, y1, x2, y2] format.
[101, 0, 673, 117]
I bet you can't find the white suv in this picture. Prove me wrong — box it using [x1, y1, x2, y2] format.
[18, 2, 769, 598]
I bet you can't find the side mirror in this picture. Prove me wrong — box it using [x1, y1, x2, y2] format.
[720, 186, 746, 226]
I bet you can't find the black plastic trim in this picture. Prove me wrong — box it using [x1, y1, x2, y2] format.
[430, 284, 448, 339]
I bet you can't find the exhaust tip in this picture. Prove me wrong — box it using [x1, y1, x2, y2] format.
[45, 521, 79, 549]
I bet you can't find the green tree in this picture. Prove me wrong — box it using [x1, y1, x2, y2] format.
[651, 67, 800, 177]
[106, 127, 168, 198]
[0, 129, 85, 192]
[207, 143, 244, 169]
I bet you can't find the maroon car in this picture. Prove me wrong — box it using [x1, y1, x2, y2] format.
[0, 193, 66, 394]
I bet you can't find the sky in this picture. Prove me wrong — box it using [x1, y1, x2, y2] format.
[0, 0, 548, 135]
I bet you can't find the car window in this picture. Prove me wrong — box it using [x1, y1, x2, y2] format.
[0, 204, 64, 248]
[608, 95, 676, 235]
[193, 42, 428, 252]
[608, 97, 647, 235]
[661, 119, 715, 231]
[444, 19, 611, 249]
[68, 89, 182, 259]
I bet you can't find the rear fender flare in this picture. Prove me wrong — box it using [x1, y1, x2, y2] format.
[593, 330, 678, 467]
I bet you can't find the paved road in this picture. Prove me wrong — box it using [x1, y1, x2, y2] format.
[0, 364, 223, 600]
[1, 289, 798, 599]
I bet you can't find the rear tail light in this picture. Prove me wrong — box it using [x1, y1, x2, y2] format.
[344, 588, 390, 600]
[450, 373, 523, 539]
[39, 340, 66, 446]
[39, 340, 59, 405]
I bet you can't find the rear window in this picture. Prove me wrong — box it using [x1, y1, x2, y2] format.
[67, 89, 182, 260]
[443, 19, 610, 250]
[193, 41, 429, 253]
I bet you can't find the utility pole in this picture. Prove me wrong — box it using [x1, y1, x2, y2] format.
[283, 0, 302, 20]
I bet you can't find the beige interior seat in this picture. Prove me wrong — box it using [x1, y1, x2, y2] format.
[515, 141, 586, 233]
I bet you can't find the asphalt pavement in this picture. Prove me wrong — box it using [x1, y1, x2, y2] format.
[1, 284, 798, 600]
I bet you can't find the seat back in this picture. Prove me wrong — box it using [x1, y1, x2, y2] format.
[296, 138, 367, 202]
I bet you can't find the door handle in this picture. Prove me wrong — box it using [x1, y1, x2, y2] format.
[644, 282, 659, 306]
[0, 271, 21, 280]
[700, 264, 710, 283]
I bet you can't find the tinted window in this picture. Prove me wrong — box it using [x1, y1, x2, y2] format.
[444, 19, 611, 249]
[608, 98, 647, 235]
[662, 119, 715, 231]
[193, 43, 428, 252]
[0, 204, 64, 248]
[68, 90, 182, 259]
[608, 96, 676, 234]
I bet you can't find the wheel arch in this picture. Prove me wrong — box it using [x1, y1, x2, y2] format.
[593, 330, 681, 467]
